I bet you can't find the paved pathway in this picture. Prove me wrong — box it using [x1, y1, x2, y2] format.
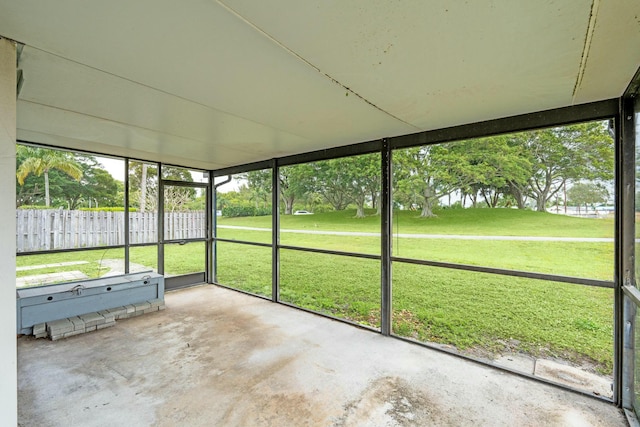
[217, 225, 614, 242]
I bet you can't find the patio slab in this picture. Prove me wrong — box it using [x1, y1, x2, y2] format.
[17, 284, 626, 426]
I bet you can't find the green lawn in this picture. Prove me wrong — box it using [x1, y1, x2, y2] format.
[17, 208, 616, 374]
[218, 207, 614, 237]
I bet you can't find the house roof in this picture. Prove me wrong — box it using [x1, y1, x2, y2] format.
[1, 1, 639, 169]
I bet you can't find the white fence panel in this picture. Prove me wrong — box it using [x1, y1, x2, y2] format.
[16, 210, 206, 252]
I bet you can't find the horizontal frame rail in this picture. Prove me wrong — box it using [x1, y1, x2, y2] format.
[279, 244, 381, 260]
[392, 256, 615, 288]
[214, 238, 272, 248]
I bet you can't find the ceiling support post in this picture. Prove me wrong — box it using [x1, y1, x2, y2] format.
[381, 139, 392, 336]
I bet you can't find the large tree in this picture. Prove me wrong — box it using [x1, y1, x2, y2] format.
[54, 156, 121, 209]
[128, 164, 195, 212]
[451, 136, 531, 208]
[16, 145, 83, 207]
[394, 144, 472, 217]
[310, 158, 354, 212]
[244, 170, 272, 209]
[508, 121, 614, 212]
[567, 181, 609, 214]
[309, 155, 379, 217]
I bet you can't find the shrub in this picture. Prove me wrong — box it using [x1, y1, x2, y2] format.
[222, 205, 270, 218]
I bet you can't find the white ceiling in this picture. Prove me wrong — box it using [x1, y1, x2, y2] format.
[1, 0, 639, 170]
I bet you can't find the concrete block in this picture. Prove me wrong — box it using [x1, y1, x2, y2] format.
[50, 334, 64, 341]
[148, 298, 163, 308]
[33, 323, 46, 335]
[34, 332, 48, 339]
[63, 330, 85, 338]
[158, 305, 166, 311]
[47, 319, 74, 335]
[125, 304, 136, 314]
[96, 322, 115, 330]
[79, 312, 105, 327]
[85, 325, 97, 332]
[108, 307, 128, 320]
[143, 306, 159, 314]
[69, 316, 85, 331]
[134, 302, 151, 312]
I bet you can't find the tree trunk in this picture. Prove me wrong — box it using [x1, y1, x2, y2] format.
[44, 171, 50, 207]
[420, 196, 436, 217]
[469, 193, 478, 208]
[509, 183, 526, 209]
[536, 196, 547, 212]
[481, 190, 491, 208]
[355, 194, 366, 218]
[373, 193, 381, 215]
[284, 196, 294, 215]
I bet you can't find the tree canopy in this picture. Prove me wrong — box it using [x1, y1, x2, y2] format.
[17, 120, 613, 218]
[236, 120, 614, 217]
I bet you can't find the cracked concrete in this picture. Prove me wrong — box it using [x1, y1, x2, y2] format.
[18, 284, 626, 426]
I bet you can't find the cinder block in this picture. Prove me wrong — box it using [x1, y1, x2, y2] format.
[33, 323, 46, 335]
[148, 298, 164, 308]
[125, 304, 136, 314]
[100, 312, 115, 323]
[96, 322, 115, 330]
[134, 302, 151, 312]
[50, 334, 64, 341]
[108, 307, 127, 320]
[69, 316, 85, 331]
[47, 319, 74, 335]
[63, 329, 85, 338]
[85, 325, 97, 332]
[79, 312, 105, 327]
[34, 332, 48, 339]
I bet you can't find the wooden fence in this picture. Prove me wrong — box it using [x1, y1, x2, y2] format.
[16, 210, 206, 252]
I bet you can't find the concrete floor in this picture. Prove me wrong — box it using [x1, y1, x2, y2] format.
[18, 285, 627, 426]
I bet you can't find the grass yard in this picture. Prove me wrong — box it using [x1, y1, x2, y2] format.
[218, 207, 614, 237]
[17, 208, 616, 374]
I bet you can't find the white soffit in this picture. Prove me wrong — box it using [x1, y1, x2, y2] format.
[17, 47, 308, 167]
[1, 1, 640, 169]
[220, 0, 622, 128]
[572, 0, 640, 104]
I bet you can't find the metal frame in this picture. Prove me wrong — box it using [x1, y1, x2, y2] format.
[272, 159, 280, 302]
[157, 163, 164, 276]
[15, 96, 629, 404]
[392, 257, 614, 288]
[212, 175, 232, 283]
[620, 87, 639, 414]
[124, 158, 130, 274]
[159, 175, 209, 289]
[209, 99, 622, 404]
[381, 139, 393, 336]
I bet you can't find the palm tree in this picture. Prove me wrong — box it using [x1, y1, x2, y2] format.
[16, 146, 83, 207]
